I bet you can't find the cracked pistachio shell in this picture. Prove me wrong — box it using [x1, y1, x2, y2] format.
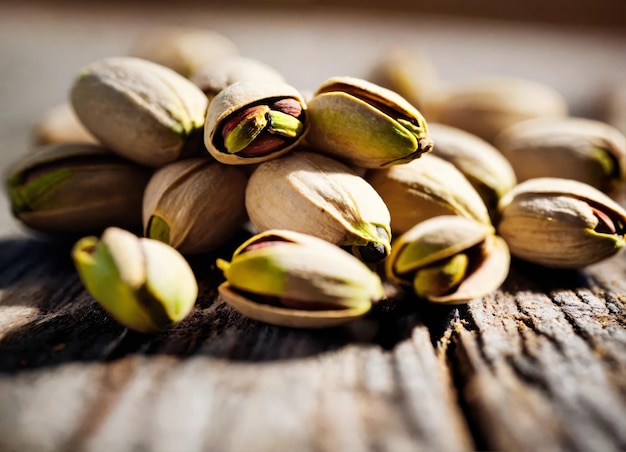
[129, 26, 239, 78]
[366, 154, 491, 235]
[386, 216, 509, 304]
[429, 123, 517, 218]
[494, 117, 626, 192]
[72, 227, 198, 333]
[142, 158, 248, 254]
[245, 151, 392, 263]
[6, 143, 152, 233]
[217, 229, 384, 328]
[34, 103, 98, 146]
[497, 177, 626, 268]
[205, 80, 308, 165]
[422, 76, 568, 143]
[71, 57, 208, 167]
[306, 76, 433, 168]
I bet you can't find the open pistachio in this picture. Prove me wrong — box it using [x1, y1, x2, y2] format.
[385, 216, 510, 304]
[366, 154, 491, 235]
[143, 158, 248, 254]
[246, 151, 392, 263]
[216, 229, 384, 328]
[34, 103, 98, 146]
[71, 57, 208, 167]
[6, 143, 152, 233]
[129, 26, 239, 78]
[429, 123, 517, 220]
[497, 177, 626, 268]
[205, 80, 307, 164]
[494, 117, 626, 193]
[72, 227, 198, 333]
[306, 76, 433, 168]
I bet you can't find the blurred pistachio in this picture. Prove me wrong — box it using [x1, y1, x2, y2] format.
[6, 143, 152, 233]
[422, 76, 568, 143]
[306, 76, 433, 168]
[190, 55, 285, 101]
[429, 123, 516, 219]
[73, 227, 198, 333]
[386, 216, 509, 304]
[34, 103, 98, 146]
[246, 151, 392, 263]
[494, 117, 626, 193]
[217, 229, 384, 328]
[366, 154, 491, 235]
[129, 26, 239, 78]
[143, 158, 248, 254]
[205, 80, 307, 165]
[71, 56, 208, 167]
[497, 177, 626, 268]
[596, 82, 626, 136]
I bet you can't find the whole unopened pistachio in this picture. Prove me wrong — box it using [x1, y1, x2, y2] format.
[497, 177, 626, 268]
[71, 57, 208, 167]
[205, 80, 307, 164]
[143, 158, 248, 254]
[366, 154, 491, 235]
[306, 76, 433, 168]
[422, 76, 568, 143]
[6, 143, 152, 233]
[73, 227, 198, 333]
[494, 117, 626, 193]
[217, 229, 384, 328]
[129, 26, 239, 78]
[386, 216, 509, 304]
[246, 151, 392, 263]
[429, 123, 516, 218]
[34, 103, 98, 146]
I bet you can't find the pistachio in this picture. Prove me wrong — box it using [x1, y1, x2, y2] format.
[497, 177, 626, 268]
[422, 76, 568, 143]
[71, 56, 208, 167]
[129, 26, 239, 78]
[596, 82, 626, 136]
[143, 158, 248, 254]
[245, 151, 392, 263]
[205, 81, 307, 164]
[366, 154, 491, 235]
[429, 123, 517, 219]
[72, 227, 198, 333]
[216, 229, 384, 328]
[494, 117, 626, 193]
[385, 216, 510, 304]
[190, 55, 285, 101]
[306, 76, 433, 168]
[6, 143, 152, 233]
[34, 103, 98, 146]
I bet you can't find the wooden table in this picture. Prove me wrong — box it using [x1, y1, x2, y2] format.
[1, 2, 626, 451]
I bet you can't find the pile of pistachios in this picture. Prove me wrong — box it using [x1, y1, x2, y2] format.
[6, 26, 626, 333]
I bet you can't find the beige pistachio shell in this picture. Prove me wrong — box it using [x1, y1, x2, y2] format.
[34, 103, 98, 146]
[597, 82, 626, 136]
[142, 158, 248, 254]
[205, 80, 308, 165]
[71, 57, 208, 168]
[366, 154, 491, 235]
[494, 117, 626, 191]
[422, 76, 568, 143]
[129, 26, 239, 78]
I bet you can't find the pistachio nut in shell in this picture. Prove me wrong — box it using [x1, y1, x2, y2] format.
[143, 158, 248, 254]
[72, 227, 198, 333]
[386, 216, 510, 304]
[429, 123, 516, 218]
[422, 76, 568, 143]
[216, 229, 384, 328]
[245, 151, 392, 263]
[34, 103, 98, 146]
[306, 76, 433, 168]
[205, 80, 308, 165]
[494, 117, 626, 193]
[497, 177, 626, 268]
[71, 56, 208, 167]
[366, 154, 491, 235]
[129, 26, 239, 78]
[6, 143, 152, 233]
